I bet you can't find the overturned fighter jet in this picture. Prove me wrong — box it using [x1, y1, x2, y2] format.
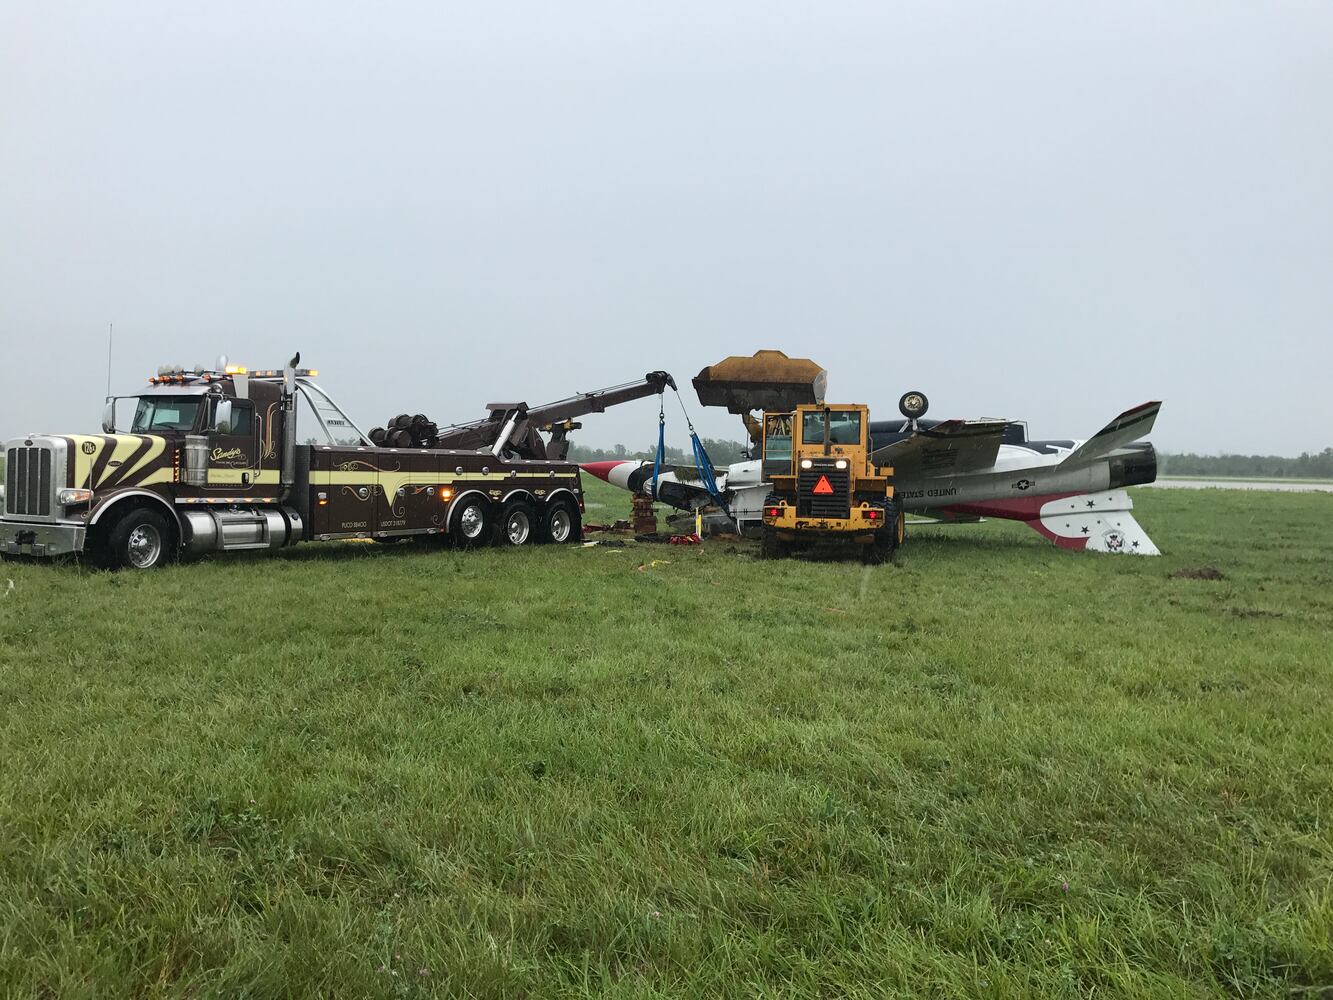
[582, 351, 1162, 555]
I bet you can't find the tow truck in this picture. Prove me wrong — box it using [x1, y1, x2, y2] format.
[0, 355, 674, 569]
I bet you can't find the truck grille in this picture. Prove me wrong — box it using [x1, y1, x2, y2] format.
[796, 468, 850, 519]
[6, 447, 53, 517]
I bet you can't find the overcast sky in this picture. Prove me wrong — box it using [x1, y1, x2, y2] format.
[2, 2, 1330, 455]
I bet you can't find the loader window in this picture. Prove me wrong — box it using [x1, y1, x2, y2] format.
[131, 397, 203, 433]
[763, 414, 792, 462]
[829, 411, 861, 444]
[801, 410, 861, 445]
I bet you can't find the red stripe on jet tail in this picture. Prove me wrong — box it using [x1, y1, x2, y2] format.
[940, 493, 1090, 551]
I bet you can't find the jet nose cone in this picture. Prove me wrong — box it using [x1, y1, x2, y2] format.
[580, 460, 648, 491]
[580, 461, 623, 483]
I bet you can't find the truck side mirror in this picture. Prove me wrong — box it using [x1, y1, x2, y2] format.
[213, 399, 233, 435]
[101, 399, 116, 434]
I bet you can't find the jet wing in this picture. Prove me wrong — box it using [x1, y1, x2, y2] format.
[869, 420, 1008, 477]
[1058, 401, 1161, 467]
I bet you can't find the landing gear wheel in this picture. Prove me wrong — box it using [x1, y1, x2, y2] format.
[496, 499, 537, 547]
[898, 390, 929, 420]
[760, 526, 789, 560]
[449, 497, 493, 549]
[538, 498, 581, 544]
[107, 508, 175, 570]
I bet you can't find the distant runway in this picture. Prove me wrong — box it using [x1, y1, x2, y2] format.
[1145, 478, 1333, 493]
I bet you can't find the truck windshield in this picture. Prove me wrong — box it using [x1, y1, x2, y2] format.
[131, 397, 202, 433]
[801, 410, 861, 445]
[763, 414, 792, 462]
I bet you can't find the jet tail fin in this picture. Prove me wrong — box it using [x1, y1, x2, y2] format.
[1059, 401, 1161, 467]
[945, 489, 1160, 554]
[1029, 490, 1160, 554]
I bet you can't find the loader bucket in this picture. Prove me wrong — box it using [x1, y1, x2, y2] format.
[692, 350, 828, 413]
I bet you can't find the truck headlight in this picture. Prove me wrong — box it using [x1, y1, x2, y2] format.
[58, 488, 94, 506]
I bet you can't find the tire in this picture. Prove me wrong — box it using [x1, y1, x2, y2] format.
[388, 429, 413, 448]
[537, 497, 581, 544]
[760, 526, 788, 559]
[898, 390, 929, 420]
[495, 499, 537, 547]
[449, 496, 493, 549]
[105, 507, 175, 570]
[861, 499, 900, 565]
[368, 426, 388, 446]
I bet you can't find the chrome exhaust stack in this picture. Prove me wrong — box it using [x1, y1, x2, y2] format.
[281, 353, 299, 495]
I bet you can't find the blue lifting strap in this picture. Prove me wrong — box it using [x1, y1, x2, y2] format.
[666, 388, 730, 516]
[650, 398, 666, 499]
[690, 430, 729, 515]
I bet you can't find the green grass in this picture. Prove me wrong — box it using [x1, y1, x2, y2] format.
[1, 483, 1331, 997]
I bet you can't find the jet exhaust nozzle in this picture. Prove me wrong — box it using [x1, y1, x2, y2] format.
[1108, 443, 1157, 489]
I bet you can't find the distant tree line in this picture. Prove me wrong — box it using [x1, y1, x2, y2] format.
[1159, 449, 1333, 479]
[567, 437, 750, 466]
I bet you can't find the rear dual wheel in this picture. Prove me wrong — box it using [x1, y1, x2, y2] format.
[539, 497, 580, 545]
[450, 496, 581, 549]
[495, 497, 582, 546]
[496, 500, 536, 546]
[449, 496, 493, 550]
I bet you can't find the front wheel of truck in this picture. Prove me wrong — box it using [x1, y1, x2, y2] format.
[104, 507, 176, 570]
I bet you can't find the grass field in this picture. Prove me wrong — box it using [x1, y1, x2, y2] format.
[1, 482, 1331, 997]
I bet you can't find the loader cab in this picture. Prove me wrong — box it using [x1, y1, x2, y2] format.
[792, 404, 869, 465]
[761, 412, 794, 478]
[798, 406, 866, 453]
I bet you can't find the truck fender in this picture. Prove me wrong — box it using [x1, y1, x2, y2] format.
[543, 487, 578, 505]
[500, 488, 538, 504]
[88, 490, 180, 530]
[446, 489, 493, 519]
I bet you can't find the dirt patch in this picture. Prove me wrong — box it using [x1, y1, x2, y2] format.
[1228, 607, 1283, 620]
[1172, 566, 1226, 580]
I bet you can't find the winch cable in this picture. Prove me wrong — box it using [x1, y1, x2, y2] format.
[669, 387, 731, 517]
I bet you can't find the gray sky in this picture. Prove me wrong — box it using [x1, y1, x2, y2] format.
[3, 2, 1330, 455]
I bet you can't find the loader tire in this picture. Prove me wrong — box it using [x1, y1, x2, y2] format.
[760, 526, 788, 560]
[861, 500, 900, 565]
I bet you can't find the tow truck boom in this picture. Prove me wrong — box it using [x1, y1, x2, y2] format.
[432, 371, 677, 460]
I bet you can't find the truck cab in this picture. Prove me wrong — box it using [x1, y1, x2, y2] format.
[759, 403, 903, 563]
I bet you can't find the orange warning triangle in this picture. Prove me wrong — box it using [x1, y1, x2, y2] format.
[812, 474, 834, 495]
